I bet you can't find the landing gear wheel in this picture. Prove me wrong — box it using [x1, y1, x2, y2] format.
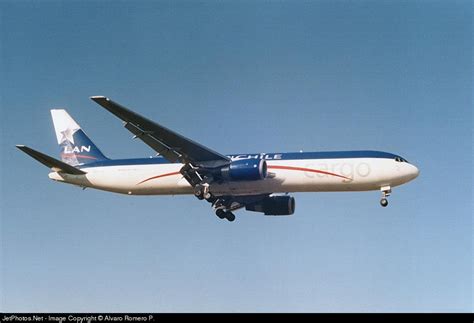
[194, 183, 211, 200]
[225, 212, 236, 222]
[194, 185, 204, 200]
[215, 209, 226, 219]
[215, 209, 235, 221]
[380, 186, 391, 208]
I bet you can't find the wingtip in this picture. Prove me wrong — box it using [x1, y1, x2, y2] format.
[16, 144, 28, 152]
[90, 95, 109, 101]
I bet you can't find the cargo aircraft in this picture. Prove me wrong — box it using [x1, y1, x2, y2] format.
[17, 96, 419, 222]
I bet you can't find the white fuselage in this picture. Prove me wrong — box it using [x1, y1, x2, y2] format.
[49, 156, 419, 196]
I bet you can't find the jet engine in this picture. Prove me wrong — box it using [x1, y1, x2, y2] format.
[246, 195, 295, 216]
[221, 159, 267, 181]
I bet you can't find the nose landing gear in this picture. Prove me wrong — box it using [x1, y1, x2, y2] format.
[380, 186, 391, 207]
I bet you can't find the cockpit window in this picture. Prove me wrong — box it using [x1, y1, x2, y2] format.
[395, 157, 409, 163]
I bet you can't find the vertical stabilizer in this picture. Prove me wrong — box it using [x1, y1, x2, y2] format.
[51, 109, 108, 166]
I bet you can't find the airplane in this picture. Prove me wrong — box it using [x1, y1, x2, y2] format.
[17, 96, 419, 222]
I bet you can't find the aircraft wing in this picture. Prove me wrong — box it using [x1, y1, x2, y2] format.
[90, 96, 230, 168]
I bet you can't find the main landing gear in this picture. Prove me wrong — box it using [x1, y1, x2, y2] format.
[215, 209, 236, 222]
[213, 199, 237, 222]
[194, 183, 211, 200]
[180, 164, 213, 200]
[380, 186, 391, 207]
[180, 163, 237, 222]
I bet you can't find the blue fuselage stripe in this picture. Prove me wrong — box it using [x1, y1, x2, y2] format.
[78, 150, 402, 168]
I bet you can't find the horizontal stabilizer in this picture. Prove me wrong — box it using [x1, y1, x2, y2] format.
[16, 145, 86, 175]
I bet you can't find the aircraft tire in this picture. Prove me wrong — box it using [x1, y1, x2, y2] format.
[225, 212, 236, 222]
[216, 209, 226, 219]
[194, 185, 204, 200]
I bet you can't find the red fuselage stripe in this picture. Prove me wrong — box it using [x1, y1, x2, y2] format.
[267, 165, 351, 180]
[137, 171, 181, 185]
[137, 165, 350, 185]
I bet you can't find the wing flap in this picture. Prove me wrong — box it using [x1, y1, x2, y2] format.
[16, 145, 86, 175]
[124, 121, 182, 162]
[90, 96, 230, 167]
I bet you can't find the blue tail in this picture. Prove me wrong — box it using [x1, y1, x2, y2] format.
[51, 109, 108, 166]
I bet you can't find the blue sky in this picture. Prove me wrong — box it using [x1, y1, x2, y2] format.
[1, 0, 472, 312]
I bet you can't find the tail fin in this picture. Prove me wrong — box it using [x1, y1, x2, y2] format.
[51, 109, 108, 166]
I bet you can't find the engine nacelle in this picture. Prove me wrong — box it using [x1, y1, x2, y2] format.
[221, 159, 267, 181]
[246, 196, 295, 216]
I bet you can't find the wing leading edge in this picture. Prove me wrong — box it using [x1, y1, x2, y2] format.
[90, 96, 230, 168]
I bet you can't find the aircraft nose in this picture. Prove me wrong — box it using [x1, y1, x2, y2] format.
[408, 163, 420, 180]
